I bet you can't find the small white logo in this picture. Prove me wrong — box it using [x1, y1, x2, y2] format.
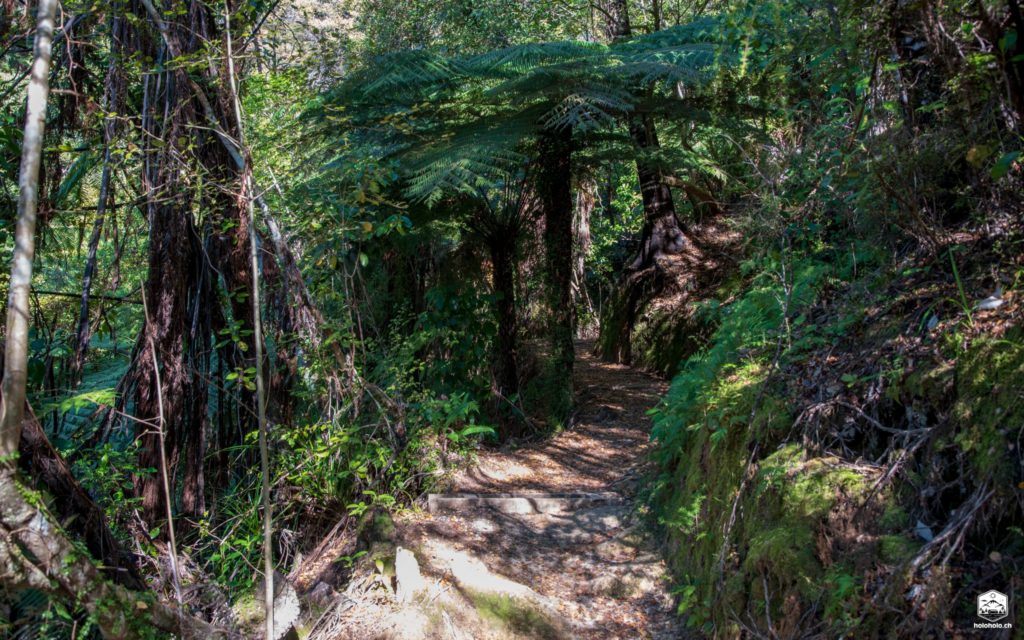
[978, 590, 1008, 623]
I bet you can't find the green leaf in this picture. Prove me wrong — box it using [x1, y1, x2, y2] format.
[458, 424, 496, 438]
[999, 30, 1017, 53]
[991, 150, 1021, 179]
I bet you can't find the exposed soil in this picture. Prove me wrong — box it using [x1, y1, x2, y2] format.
[306, 341, 688, 640]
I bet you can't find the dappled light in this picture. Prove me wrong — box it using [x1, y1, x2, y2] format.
[0, 0, 1021, 638]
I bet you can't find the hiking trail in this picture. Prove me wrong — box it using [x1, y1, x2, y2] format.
[304, 341, 686, 639]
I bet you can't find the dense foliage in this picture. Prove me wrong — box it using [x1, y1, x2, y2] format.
[0, 0, 1021, 637]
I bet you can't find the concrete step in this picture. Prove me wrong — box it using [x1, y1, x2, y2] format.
[426, 492, 623, 515]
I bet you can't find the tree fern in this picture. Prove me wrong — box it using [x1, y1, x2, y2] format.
[314, 16, 731, 205]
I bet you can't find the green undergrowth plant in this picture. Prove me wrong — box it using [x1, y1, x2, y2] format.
[646, 233, 903, 634]
[648, 214, 1023, 635]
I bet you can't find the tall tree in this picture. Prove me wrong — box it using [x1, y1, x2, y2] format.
[0, 3, 228, 636]
[600, 0, 689, 270]
[537, 128, 576, 402]
[122, 0, 259, 524]
[466, 175, 534, 433]
[1, 0, 57, 455]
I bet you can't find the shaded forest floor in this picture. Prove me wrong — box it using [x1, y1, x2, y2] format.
[307, 341, 687, 639]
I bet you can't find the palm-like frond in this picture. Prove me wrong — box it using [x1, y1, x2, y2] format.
[463, 41, 608, 77]
[313, 16, 733, 206]
[540, 86, 634, 131]
[362, 49, 467, 95]
[403, 111, 538, 204]
[614, 46, 718, 86]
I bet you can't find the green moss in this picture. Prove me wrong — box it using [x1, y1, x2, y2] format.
[232, 593, 263, 633]
[952, 336, 1024, 481]
[468, 591, 562, 639]
[879, 504, 909, 529]
[632, 303, 715, 376]
[757, 446, 870, 517]
[597, 277, 719, 377]
[657, 372, 876, 633]
[356, 508, 397, 548]
[879, 535, 918, 563]
[743, 525, 821, 598]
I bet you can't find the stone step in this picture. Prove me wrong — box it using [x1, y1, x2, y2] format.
[426, 492, 623, 515]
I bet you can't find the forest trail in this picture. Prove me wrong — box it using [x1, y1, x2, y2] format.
[323, 341, 686, 639]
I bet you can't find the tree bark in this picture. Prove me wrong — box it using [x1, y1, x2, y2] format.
[488, 232, 520, 426]
[71, 53, 119, 383]
[0, 0, 57, 458]
[627, 118, 687, 270]
[126, 0, 255, 524]
[134, 197, 204, 522]
[16, 398, 146, 590]
[600, 0, 688, 271]
[0, 464, 236, 639]
[537, 128, 575, 399]
[598, 0, 631, 42]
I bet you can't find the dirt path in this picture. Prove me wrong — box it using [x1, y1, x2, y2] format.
[457, 341, 667, 495]
[317, 342, 685, 639]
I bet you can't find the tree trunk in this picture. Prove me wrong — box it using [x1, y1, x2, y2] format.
[537, 128, 575, 404]
[71, 144, 110, 382]
[15, 396, 145, 590]
[126, 0, 257, 524]
[594, 0, 694, 364]
[134, 198, 204, 522]
[1, 0, 57, 459]
[600, 0, 687, 271]
[598, 0, 631, 42]
[488, 232, 520, 430]
[71, 59, 118, 383]
[0, 463, 236, 639]
[0, 4, 229, 635]
[573, 180, 596, 327]
[627, 118, 687, 270]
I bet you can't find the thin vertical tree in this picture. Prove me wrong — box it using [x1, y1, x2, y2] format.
[537, 128, 576, 406]
[226, 7, 275, 636]
[0, 2, 228, 635]
[1, 0, 58, 458]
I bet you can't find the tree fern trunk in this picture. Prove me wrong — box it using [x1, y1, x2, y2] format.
[489, 231, 520, 435]
[627, 116, 687, 270]
[600, 0, 688, 270]
[538, 128, 575, 411]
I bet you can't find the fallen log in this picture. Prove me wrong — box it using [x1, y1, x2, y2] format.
[17, 399, 146, 590]
[0, 468, 236, 638]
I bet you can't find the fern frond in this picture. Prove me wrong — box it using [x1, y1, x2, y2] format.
[464, 41, 608, 77]
[403, 113, 536, 204]
[540, 86, 634, 131]
[614, 17, 722, 53]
